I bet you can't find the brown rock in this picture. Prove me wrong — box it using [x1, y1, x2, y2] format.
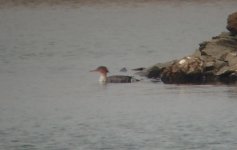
[138, 12, 237, 84]
[140, 32, 237, 84]
[161, 56, 206, 84]
[227, 12, 237, 35]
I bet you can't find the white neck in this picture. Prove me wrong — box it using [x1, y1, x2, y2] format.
[99, 74, 107, 83]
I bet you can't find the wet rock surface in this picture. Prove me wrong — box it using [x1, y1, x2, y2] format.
[137, 12, 237, 84]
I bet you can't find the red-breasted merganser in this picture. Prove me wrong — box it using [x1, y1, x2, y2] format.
[90, 66, 139, 83]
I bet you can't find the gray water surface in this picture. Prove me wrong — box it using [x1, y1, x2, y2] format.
[1, 1, 237, 150]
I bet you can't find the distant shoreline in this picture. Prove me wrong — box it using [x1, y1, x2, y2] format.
[0, 0, 236, 7]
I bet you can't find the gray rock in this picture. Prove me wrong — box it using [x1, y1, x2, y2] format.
[139, 32, 237, 84]
[120, 67, 128, 72]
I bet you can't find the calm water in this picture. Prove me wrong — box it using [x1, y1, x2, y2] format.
[1, 1, 237, 150]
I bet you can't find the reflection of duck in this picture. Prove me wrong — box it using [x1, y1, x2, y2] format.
[90, 66, 139, 83]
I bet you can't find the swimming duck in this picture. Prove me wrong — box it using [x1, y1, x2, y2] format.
[90, 66, 139, 83]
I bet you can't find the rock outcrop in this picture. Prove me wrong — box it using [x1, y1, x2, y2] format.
[227, 11, 237, 35]
[137, 12, 237, 84]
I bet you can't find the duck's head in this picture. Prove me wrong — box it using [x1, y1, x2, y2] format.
[90, 66, 109, 83]
[90, 66, 109, 75]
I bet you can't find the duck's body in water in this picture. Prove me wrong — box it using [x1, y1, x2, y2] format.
[91, 66, 139, 83]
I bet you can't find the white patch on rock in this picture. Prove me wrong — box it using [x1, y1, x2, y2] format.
[179, 59, 186, 65]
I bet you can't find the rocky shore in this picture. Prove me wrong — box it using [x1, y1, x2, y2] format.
[137, 12, 237, 84]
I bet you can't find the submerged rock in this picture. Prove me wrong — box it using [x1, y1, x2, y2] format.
[120, 67, 128, 72]
[132, 67, 146, 71]
[138, 11, 237, 84]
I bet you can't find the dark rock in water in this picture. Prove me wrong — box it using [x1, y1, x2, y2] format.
[137, 12, 237, 84]
[132, 67, 146, 71]
[120, 67, 127, 72]
[135, 60, 175, 78]
[227, 12, 237, 35]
